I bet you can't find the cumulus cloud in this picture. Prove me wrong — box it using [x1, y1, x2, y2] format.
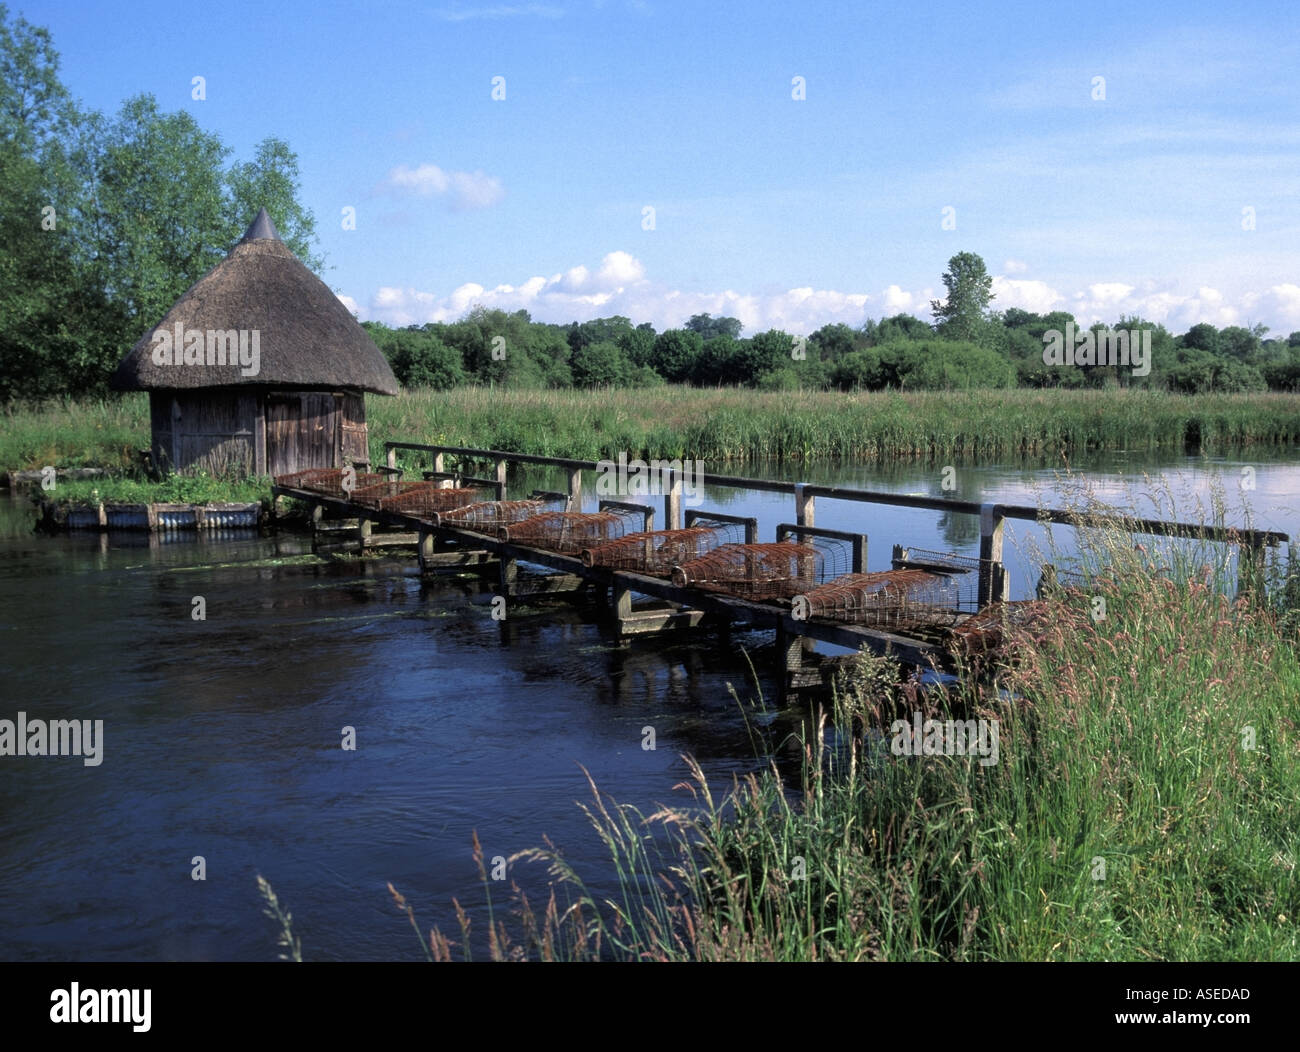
[992, 277, 1063, 315]
[1003, 259, 1029, 274]
[341, 255, 1300, 337]
[381, 163, 505, 210]
[349, 251, 920, 334]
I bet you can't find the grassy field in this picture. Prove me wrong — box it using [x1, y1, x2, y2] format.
[3, 387, 1299, 476]
[374, 526, 1300, 962]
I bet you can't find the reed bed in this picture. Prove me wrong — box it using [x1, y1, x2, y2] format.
[3, 389, 1297, 475]
[368, 387, 1300, 466]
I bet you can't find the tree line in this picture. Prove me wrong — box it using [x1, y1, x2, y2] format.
[365, 283, 1300, 397]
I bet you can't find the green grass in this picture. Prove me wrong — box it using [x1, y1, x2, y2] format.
[39, 471, 271, 507]
[3, 388, 1298, 476]
[1, 396, 149, 472]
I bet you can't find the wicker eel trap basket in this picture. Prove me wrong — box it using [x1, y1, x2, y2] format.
[670, 537, 852, 600]
[436, 498, 561, 531]
[580, 519, 748, 574]
[497, 508, 646, 554]
[797, 569, 961, 631]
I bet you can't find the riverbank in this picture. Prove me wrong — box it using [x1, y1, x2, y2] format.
[4, 388, 1299, 476]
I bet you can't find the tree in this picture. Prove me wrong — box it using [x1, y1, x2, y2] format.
[734, 329, 794, 385]
[617, 326, 655, 369]
[684, 313, 742, 341]
[651, 329, 702, 383]
[0, 4, 123, 400]
[1181, 322, 1221, 355]
[930, 252, 995, 343]
[225, 137, 322, 270]
[570, 340, 626, 388]
[1217, 325, 1260, 361]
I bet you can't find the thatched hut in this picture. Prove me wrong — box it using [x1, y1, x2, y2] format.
[111, 208, 398, 476]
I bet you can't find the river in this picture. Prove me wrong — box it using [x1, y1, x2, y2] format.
[0, 450, 1295, 960]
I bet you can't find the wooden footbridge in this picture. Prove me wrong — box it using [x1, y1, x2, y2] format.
[269, 442, 1289, 694]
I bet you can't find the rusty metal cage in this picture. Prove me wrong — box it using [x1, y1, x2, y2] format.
[348, 478, 435, 507]
[892, 547, 994, 611]
[946, 599, 1053, 656]
[372, 486, 487, 517]
[798, 569, 961, 630]
[580, 519, 749, 573]
[436, 498, 561, 531]
[274, 468, 388, 498]
[670, 537, 852, 600]
[497, 509, 646, 553]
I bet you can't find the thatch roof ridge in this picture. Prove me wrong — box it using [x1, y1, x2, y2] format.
[110, 211, 398, 395]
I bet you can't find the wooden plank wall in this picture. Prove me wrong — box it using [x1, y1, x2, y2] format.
[265, 392, 341, 476]
[153, 391, 257, 475]
[339, 392, 369, 466]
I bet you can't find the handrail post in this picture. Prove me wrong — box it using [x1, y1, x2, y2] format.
[494, 457, 508, 501]
[978, 503, 1006, 607]
[666, 469, 683, 531]
[795, 483, 814, 528]
[568, 466, 583, 513]
[1237, 538, 1265, 599]
[386, 445, 396, 472]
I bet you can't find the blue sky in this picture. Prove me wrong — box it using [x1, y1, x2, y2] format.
[24, 0, 1300, 336]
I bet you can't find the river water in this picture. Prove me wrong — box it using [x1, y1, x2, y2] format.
[0, 450, 1296, 960]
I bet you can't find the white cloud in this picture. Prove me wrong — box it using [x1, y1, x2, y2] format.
[993, 277, 1063, 315]
[345, 256, 1300, 337]
[381, 163, 505, 210]
[1003, 259, 1028, 274]
[595, 250, 645, 288]
[352, 251, 922, 334]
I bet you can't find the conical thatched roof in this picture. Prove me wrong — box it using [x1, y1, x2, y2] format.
[111, 209, 398, 395]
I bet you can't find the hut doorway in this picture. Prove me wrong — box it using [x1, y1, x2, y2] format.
[264, 392, 370, 476]
[265, 393, 340, 477]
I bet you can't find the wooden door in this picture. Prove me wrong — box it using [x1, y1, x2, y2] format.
[265, 393, 340, 477]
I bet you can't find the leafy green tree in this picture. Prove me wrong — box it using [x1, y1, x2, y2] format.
[92, 94, 232, 325]
[0, 4, 122, 400]
[684, 313, 742, 341]
[892, 340, 1016, 389]
[368, 324, 464, 390]
[810, 323, 859, 360]
[617, 326, 656, 369]
[930, 252, 995, 343]
[1166, 348, 1266, 393]
[831, 347, 885, 390]
[874, 313, 933, 343]
[693, 334, 739, 385]
[570, 340, 626, 387]
[1181, 322, 1221, 355]
[1217, 325, 1261, 362]
[225, 136, 322, 270]
[651, 329, 702, 383]
[735, 329, 795, 385]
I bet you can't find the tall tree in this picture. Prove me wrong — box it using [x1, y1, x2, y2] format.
[930, 252, 995, 343]
[225, 137, 323, 270]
